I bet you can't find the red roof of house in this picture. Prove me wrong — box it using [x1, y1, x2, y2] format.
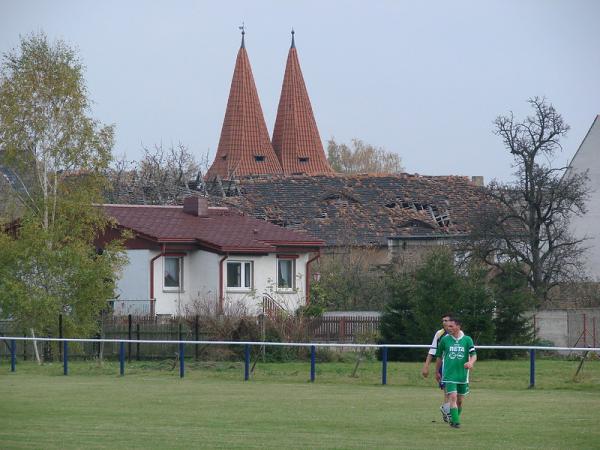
[272, 33, 334, 175]
[206, 35, 282, 180]
[103, 204, 322, 253]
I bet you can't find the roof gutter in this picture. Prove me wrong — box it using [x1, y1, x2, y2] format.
[218, 253, 229, 315]
[387, 233, 469, 241]
[305, 250, 321, 305]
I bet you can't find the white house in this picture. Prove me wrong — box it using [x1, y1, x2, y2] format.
[566, 115, 600, 281]
[100, 197, 323, 316]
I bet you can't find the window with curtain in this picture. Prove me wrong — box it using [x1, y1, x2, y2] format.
[277, 259, 295, 290]
[164, 257, 182, 290]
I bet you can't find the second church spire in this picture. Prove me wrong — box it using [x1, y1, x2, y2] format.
[272, 30, 333, 175]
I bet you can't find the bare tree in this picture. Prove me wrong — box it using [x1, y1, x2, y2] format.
[327, 138, 403, 174]
[108, 143, 200, 204]
[468, 97, 589, 304]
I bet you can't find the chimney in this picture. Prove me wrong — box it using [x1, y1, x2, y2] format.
[471, 176, 484, 187]
[183, 196, 209, 217]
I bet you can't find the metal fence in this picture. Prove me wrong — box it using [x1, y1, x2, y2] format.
[1, 336, 598, 388]
[0, 314, 381, 360]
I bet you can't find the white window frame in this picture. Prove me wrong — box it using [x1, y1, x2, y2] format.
[226, 260, 253, 291]
[163, 256, 184, 292]
[277, 258, 296, 292]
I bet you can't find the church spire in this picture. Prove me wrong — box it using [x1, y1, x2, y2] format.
[272, 31, 334, 175]
[206, 30, 282, 180]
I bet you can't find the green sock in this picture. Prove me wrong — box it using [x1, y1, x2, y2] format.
[458, 407, 462, 417]
[450, 408, 459, 424]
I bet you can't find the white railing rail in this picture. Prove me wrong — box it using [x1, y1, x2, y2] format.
[1, 336, 599, 352]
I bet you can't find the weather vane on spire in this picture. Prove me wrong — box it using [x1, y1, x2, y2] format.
[291, 27, 295, 49]
[239, 22, 246, 48]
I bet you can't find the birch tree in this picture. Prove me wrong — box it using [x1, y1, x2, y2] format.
[0, 32, 113, 230]
[0, 33, 125, 340]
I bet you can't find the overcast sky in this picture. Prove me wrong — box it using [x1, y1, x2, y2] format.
[2, 0, 599, 182]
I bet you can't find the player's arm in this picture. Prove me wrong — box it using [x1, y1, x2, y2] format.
[421, 354, 433, 378]
[464, 339, 477, 369]
[464, 353, 477, 369]
[422, 330, 440, 377]
[434, 355, 442, 382]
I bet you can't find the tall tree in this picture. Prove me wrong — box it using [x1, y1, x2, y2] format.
[0, 32, 113, 229]
[327, 138, 403, 174]
[0, 33, 125, 339]
[468, 97, 589, 304]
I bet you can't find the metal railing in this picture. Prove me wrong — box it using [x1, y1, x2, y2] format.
[1, 336, 598, 388]
[262, 293, 286, 319]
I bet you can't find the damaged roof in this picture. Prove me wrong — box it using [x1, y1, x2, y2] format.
[210, 174, 487, 246]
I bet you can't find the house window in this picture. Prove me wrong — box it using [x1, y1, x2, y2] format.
[277, 258, 295, 290]
[299, 157, 309, 163]
[254, 155, 265, 162]
[164, 257, 183, 290]
[227, 261, 253, 290]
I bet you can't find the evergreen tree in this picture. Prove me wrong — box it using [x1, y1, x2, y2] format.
[378, 272, 419, 360]
[491, 264, 536, 358]
[380, 249, 496, 361]
[412, 248, 463, 342]
[457, 265, 495, 346]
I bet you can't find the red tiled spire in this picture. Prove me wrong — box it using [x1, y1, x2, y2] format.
[206, 31, 282, 180]
[272, 31, 334, 175]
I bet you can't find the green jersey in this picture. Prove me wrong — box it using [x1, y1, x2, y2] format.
[435, 332, 476, 384]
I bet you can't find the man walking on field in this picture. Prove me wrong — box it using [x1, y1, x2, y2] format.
[435, 317, 477, 429]
[421, 313, 452, 422]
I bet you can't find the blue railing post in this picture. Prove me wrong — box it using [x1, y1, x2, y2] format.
[529, 349, 536, 388]
[382, 346, 388, 385]
[244, 344, 250, 381]
[10, 339, 16, 372]
[119, 341, 125, 376]
[179, 342, 184, 378]
[310, 345, 316, 382]
[63, 341, 68, 376]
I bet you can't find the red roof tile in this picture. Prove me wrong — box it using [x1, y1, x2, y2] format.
[206, 40, 282, 180]
[103, 204, 322, 253]
[272, 35, 333, 175]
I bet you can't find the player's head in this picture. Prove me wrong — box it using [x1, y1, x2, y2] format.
[448, 316, 462, 331]
[441, 313, 453, 331]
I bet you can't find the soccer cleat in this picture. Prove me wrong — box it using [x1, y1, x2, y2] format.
[450, 422, 461, 429]
[440, 406, 449, 423]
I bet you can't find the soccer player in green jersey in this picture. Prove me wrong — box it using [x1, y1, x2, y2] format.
[434, 317, 476, 429]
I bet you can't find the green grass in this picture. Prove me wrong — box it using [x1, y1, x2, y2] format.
[1, 359, 599, 449]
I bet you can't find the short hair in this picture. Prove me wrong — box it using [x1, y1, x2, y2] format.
[449, 316, 462, 326]
[441, 312, 453, 319]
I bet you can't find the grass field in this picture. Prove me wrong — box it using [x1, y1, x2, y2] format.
[1, 358, 599, 449]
